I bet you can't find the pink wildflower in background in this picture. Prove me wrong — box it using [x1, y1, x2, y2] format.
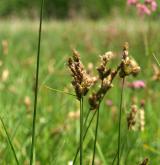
[127, 80, 146, 89]
[137, 3, 151, 15]
[150, 1, 157, 11]
[127, 0, 157, 15]
[127, 0, 138, 5]
[106, 99, 113, 107]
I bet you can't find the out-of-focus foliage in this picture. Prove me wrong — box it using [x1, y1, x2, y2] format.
[0, 0, 125, 19]
[0, 0, 159, 19]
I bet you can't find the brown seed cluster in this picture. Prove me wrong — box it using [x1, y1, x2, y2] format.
[68, 43, 141, 110]
[127, 101, 145, 131]
[152, 64, 160, 81]
[68, 49, 96, 100]
[89, 52, 119, 110]
[119, 42, 141, 78]
[139, 158, 149, 165]
[127, 104, 138, 130]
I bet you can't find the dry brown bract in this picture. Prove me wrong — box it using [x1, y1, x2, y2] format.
[89, 51, 120, 110]
[68, 49, 96, 100]
[119, 42, 141, 78]
[127, 101, 145, 131]
[139, 158, 149, 165]
[152, 64, 160, 81]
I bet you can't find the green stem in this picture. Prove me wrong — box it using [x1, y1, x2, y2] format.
[112, 131, 128, 165]
[73, 110, 97, 164]
[92, 104, 100, 165]
[80, 97, 84, 164]
[30, 0, 44, 164]
[117, 78, 125, 165]
[0, 116, 19, 165]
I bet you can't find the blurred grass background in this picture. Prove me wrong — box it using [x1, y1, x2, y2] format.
[0, 0, 160, 164]
[0, 0, 160, 19]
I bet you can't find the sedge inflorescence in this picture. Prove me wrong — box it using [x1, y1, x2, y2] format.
[89, 51, 120, 110]
[68, 49, 96, 100]
[67, 42, 141, 164]
[67, 42, 141, 113]
[127, 100, 145, 131]
[68, 42, 141, 106]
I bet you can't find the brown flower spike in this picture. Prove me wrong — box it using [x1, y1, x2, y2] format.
[119, 42, 141, 78]
[89, 51, 120, 110]
[68, 49, 96, 100]
[139, 158, 149, 165]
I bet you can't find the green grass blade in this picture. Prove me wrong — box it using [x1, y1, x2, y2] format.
[0, 116, 19, 165]
[117, 78, 125, 165]
[44, 85, 76, 97]
[153, 53, 160, 67]
[30, 0, 44, 164]
[92, 105, 100, 165]
[90, 129, 107, 165]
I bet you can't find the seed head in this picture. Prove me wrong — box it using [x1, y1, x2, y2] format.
[89, 53, 119, 110]
[119, 43, 141, 78]
[139, 158, 149, 165]
[68, 49, 96, 100]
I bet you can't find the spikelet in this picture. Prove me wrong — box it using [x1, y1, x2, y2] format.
[139, 108, 145, 131]
[68, 49, 96, 100]
[127, 104, 138, 130]
[119, 42, 141, 78]
[152, 64, 160, 81]
[139, 158, 149, 165]
[127, 100, 145, 131]
[89, 51, 119, 110]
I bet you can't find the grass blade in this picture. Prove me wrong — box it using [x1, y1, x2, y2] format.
[80, 97, 84, 164]
[117, 78, 125, 165]
[153, 53, 160, 67]
[0, 116, 19, 165]
[44, 85, 76, 97]
[90, 129, 107, 165]
[73, 110, 96, 164]
[30, 0, 44, 164]
[92, 105, 100, 165]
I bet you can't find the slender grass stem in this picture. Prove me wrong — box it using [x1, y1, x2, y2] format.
[153, 53, 160, 67]
[44, 85, 76, 97]
[30, 0, 44, 164]
[80, 97, 84, 164]
[92, 104, 100, 165]
[117, 78, 125, 165]
[112, 131, 128, 165]
[90, 129, 107, 165]
[0, 116, 19, 165]
[73, 110, 97, 164]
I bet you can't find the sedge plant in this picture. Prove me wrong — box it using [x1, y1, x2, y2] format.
[30, 0, 44, 164]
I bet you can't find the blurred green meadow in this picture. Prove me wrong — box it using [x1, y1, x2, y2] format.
[0, 11, 160, 165]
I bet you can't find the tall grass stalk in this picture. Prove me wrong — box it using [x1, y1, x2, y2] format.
[0, 116, 19, 165]
[30, 0, 44, 164]
[92, 104, 100, 165]
[90, 129, 107, 165]
[117, 78, 125, 165]
[112, 131, 128, 165]
[73, 110, 96, 164]
[80, 97, 84, 164]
